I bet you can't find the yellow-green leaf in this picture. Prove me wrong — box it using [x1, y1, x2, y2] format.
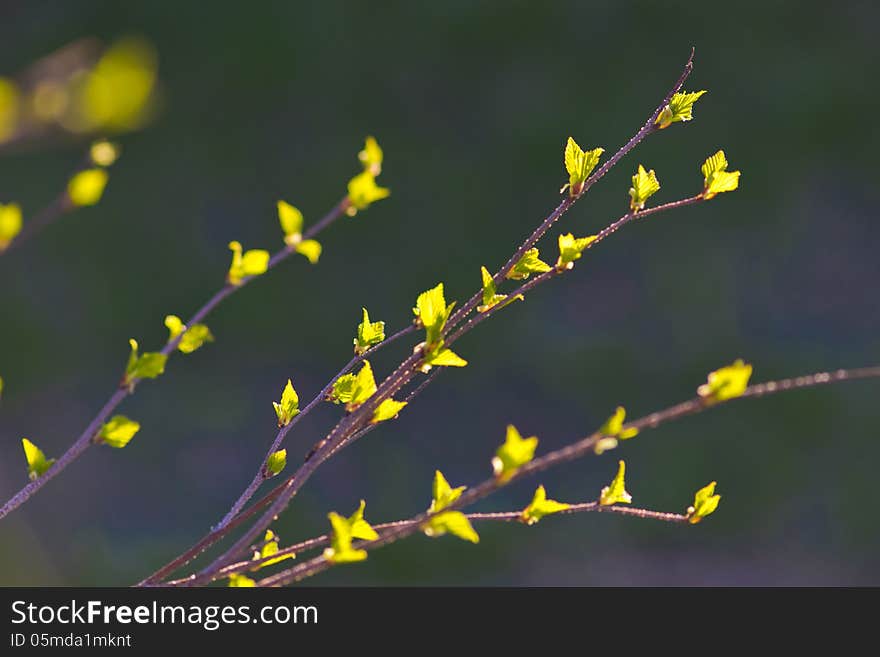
[345, 360, 377, 411]
[123, 338, 167, 386]
[164, 315, 213, 354]
[422, 342, 468, 370]
[429, 470, 466, 512]
[22, 438, 55, 481]
[277, 200, 303, 246]
[253, 530, 295, 568]
[354, 307, 385, 355]
[295, 239, 322, 264]
[323, 512, 368, 563]
[358, 136, 383, 176]
[371, 398, 407, 424]
[628, 165, 660, 212]
[423, 511, 480, 543]
[0, 202, 22, 251]
[556, 232, 597, 269]
[98, 415, 141, 448]
[655, 90, 707, 129]
[520, 485, 571, 525]
[687, 481, 721, 524]
[89, 140, 121, 167]
[477, 265, 520, 313]
[492, 424, 538, 482]
[599, 460, 632, 506]
[700, 150, 741, 199]
[227, 241, 270, 286]
[507, 248, 551, 281]
[327, 372, 358, 405]
[347, 170, 390, 213]
[347, 500, 380, 541]
[413, 283, 455, 346]
[0, 375, 4, 399]
[228, 573, 256, 587]
[698, 359, 753, 403]
[563, 137, 604, 197]
[266, 449, 287, 476]
[67, 168, 109, 207]
[272, 379, 300, 427]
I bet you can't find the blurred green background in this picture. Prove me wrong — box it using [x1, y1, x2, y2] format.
[1, 0, 878, 586]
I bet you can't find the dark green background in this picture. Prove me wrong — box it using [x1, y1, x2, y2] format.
[1, 1, 878, 585]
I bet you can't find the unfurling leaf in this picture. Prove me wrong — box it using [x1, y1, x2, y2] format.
[272, 379, 300, 427]
[423, 511, 480, 543]
[89, 140, 121, 167]
[327, 372, 358, 405]
[277, 200, 304, 246]
[265, 449, 287, 476]
[422, 341, 468, 371]
[599, 460, 633, 506]
[594, 406, 640, 454]
[253, 530, 295, 568]
[556, 232, 597, 269]
[563, 137, 604, 196]
[700, 150, 741, 199]
[371, 398, 408, 423]
[655, 90, 707, 129]
[687, 481, 721, 524]
[354, 307, 385, 354]
[164, 315, 213, 354]
[507, 248, 551, 280]
[67, 168, 109, 207]
[346, 171, 390, 214]
[347, 500, 380, 540]
[0, 202, 22, 251]
[123, 339, 167, 387]
[492, 424, 538, 482]
[628, 165, 660, 212]
[323, 511, 368, 564]
[228, 574, 256, 587]
[429, 470, 466, 512]
[413, 283, 455, 346]
[22, 438, 55, 480]
[227, 241, 270, 286]
[520, 485, 571, 525]
[344, 360, 378, 411]
[698, 359, 752, 403]
[478, 266, 506, 312]
[358, 136, 383, 176]
[98, 415, 141, 448]
[295, 239, 322, 264]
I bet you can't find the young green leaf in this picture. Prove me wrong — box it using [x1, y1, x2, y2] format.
[422, 341, 468, 371]
[22, 438, 55, 481]
[228, 573, 256, 587]
[599, 460, 633, 506]
[253, 530, 295, 568]
[492, 424, 538, 482]
[277, 200, 303, 246]
[507, 248, 551, 281]
[67, 168, 109, 207]
[327, 372, 358, 405]
[594, 406, 639, 454]
[371, 398, 408, 424]
[123, 338, 167, 387]
[347, 500, 380, 541]
[358, 136, 383, 176]
[520, 485, 572, 525]
[89, 140, 121, 167]
[0, 202, 22, 251]
[98, 415, 141, 448]
[698, 359, 753, 403]
[346, 171, 390, 214]
[628, 165, 660, 212]
[227, 240, 270, 286]
[0, 374, 4, 399]
[655, 90, 707, 129]
[345, 360, 378, 411]
[295, 239, 322, 264]
[563, 137, 604, 197]
[700, 150, 741, 199]
[429, 470, 466, 512]
[354, 307, 385, 355]
[272, 379, 300, 427]
[164, 315, 214, 354]
[477, 265, 523, 313]
[556, 232, 597, 269]
[323, 512, 368, 563]
[687, 481, 721, 524]
[413, 283, 455, 347]
[265, 449, 287, 476]
[423, 511, 480, 543]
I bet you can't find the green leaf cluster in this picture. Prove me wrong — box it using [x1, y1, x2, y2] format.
[354, 307, 385, 354]
[277, 200, 323, 263]
[164, 315, 214, 354]
[253, 530, 295, 568]
[507, 248, 551, 281]
[423, 470, 479, 544]
[687, 481, 721, 524]
[123, 339, 167, 388]
[594, 406, 639, 454]
[556, 233, 597, 269]
[628, 165, 660, 212]
[701, 150, 741, 199]
[599, 460, 633, 506]
[492, 424, 538, 482]
[22, 438, 55, 480]
[227, 240, 270, 286]
[655, 90, 707, 129]
[323, 501, 379, 564]
[328, 361, 377, 411]
[563, 137, 604, 197]
[520, 485, 571, 525]
[273, 379, 300, 427]
[413, 283, 467, 370]
[698, 359, 752, 403]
